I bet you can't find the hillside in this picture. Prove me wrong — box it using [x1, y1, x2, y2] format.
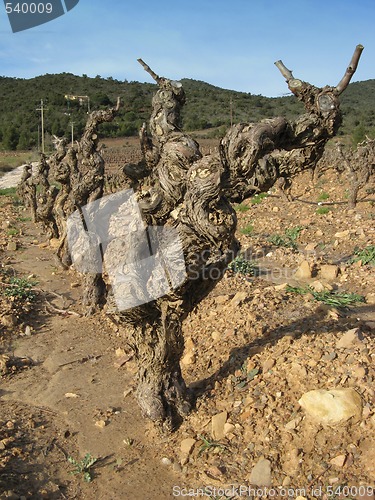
[0, 73, 374, 151]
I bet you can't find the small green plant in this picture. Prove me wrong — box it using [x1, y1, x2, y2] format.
[250, 192, 268, 205]
[2, 276, 36, 301]
[239, 224, 254, 235]
[317, 192, 330, 201]
[285, 226, 303, 243]
[198, 435, 227, 457]
[68, 453, 98, 483]
[228, 255, 257, 276]
[316, 206, 330, 215]
[349, 245, 375, 266]
[268, 226, 303, 251]
[286, 285, 364, 307]
[6, 228, 18, 236]
[0, 187, 17, 196]
[234, 203, 250, 212]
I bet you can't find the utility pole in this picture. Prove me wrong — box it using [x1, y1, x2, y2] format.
[70, 121, 75, 146]
[230, 97, 233, 127]
[36, 100, 48, 153]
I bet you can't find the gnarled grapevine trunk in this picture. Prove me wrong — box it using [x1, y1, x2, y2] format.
[115, 48, 362, 428]
[18, 47, 363, 429]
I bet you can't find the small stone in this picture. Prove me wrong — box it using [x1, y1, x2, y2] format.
[319, 264, 339, 281]
[336, 328, 363, 349]
[161, 457, 172, 466]
[366, 293, 375, 305]
[24, 325, 32, 336]
[0, 314, 17, 327]
[274, 283, 288, 291]
[305, 242, 317, 252]
[123, 388, 132, 398]
[49, 238, 60, 249]
[180, 438, 196, 456]
[181, 350, 195, 366]
[64, 392, 80, 398]
[211, 411, 227, 440]
[215, 295, 229, 305]
[224, 423, 235, 436]
[330, 454, 347, 468]
[211, 331, 221, 341]
[316, 229, 323, 237]
[334, 230, 350, 238]
[272, 206, 279, 212]
[181, 338, 195, 366]
[230, 292, 249, 307]
[282, 476, 291, 487]
[328, 477, 340, 485]
[115, 348, 126, 357]
[322, 351, 337, 361]
[173, 462, 182, 473]
[294, 260, 312, 280]
[70, 282, 80, 288]
[351, 365, 366, 379]
[310, 280, 332, 292]
[285, 417, 302, 431]
[298, 388, 362, 425]
[6, 241, 17, 251]
[249, 458, 272, 487]
[282, 448, 301, 475]
[262, 358, 275, 373]
[95, 419, 107, 429]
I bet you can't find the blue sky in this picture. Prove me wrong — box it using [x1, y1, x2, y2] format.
[0, 0, 373, 96]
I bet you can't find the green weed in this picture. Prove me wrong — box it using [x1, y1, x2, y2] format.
[286, 285, 364, 307]
[234, 203, 250, 212]
[6, 228, 18, 236]
[316, 206, 330, 215]
[228, 255, 257, 276]
[1, 276, 37, 301]
[250, 193, 268, 205]
[317, 192, 330, 201]
[198, 435, 227, 457]
[349, 245, 375, 266]
[0, 187, 17, 196]
[68, 453, 98, 483]
[268, 226, 303, 251]
[239, 224, 254, 235]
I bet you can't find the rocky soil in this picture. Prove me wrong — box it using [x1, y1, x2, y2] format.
[0, 157, 374, 499]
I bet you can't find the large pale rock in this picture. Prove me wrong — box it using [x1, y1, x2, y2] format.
[336, 328, 364, 349]
[298, 388, 362, 425]
[211, 411, 227, 440]
[180, 438, 196, 456]
[249, 458, 272, 487]
[294, 260, 312, 280]
[319, 264, 339, 281]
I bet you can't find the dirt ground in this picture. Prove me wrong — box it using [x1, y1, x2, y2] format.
[0, 145, 374, 499]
